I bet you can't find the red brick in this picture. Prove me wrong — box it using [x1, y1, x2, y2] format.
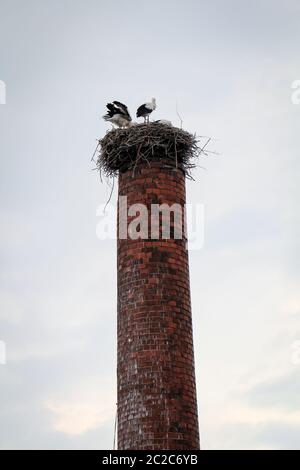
[117, 161, 199, 450]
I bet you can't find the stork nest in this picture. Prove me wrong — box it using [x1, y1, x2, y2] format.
[93, 123, 210, 179]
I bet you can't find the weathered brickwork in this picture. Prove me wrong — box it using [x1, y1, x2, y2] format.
[117, 161, 200, 450]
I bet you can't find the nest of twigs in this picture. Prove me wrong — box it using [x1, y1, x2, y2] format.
[93, 123, 210, 179]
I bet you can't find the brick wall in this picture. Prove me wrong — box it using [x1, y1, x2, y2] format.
[117, 161, 200, 450]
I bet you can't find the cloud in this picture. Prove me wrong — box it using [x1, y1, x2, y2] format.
[45, 383, 115, 437]
[0, 356, 116, 448]
[0, 402, 114, 450]
[211, 420, 300, 450]
[282, 297, 300, 317]
[244, 369, 300, 413]
[201, 367, 300, 449]
[46, 401, 113, 436]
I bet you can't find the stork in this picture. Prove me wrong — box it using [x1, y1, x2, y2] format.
[103, 101, 132, 128]
[154, 119, 172, 126]
[136, 98, 156, 123]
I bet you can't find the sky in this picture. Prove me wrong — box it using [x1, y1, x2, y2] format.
[0, 0, 300, 450]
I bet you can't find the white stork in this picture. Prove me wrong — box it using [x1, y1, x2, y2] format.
[136, 98, 156, 123]
[154, 119, 172, 126]
[103, 101, 132, 128]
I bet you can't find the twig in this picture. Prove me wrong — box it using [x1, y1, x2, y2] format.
[113, 403, 118, 450]
[176, 100, 183, 129]
[199, 137, 211, 154]
[91, 140, 100, 162]
[103, 177, 115, 214]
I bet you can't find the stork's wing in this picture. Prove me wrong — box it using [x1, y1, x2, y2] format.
[106, 103, 117, 117]
[136, 104, 149, 118]
[113, 101, 128, 113]
[112, 101, 131, 119]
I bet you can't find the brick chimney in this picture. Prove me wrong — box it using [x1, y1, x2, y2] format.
[117, 161, 200, 450]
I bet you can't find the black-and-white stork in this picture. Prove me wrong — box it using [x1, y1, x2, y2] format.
[103, 101, 132, 128]
[136, 98, 156, 123]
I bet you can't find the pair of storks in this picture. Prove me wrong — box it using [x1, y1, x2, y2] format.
[103, 98, 156, 128]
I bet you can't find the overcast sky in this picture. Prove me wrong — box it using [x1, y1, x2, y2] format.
[0, 0, 300, 449]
